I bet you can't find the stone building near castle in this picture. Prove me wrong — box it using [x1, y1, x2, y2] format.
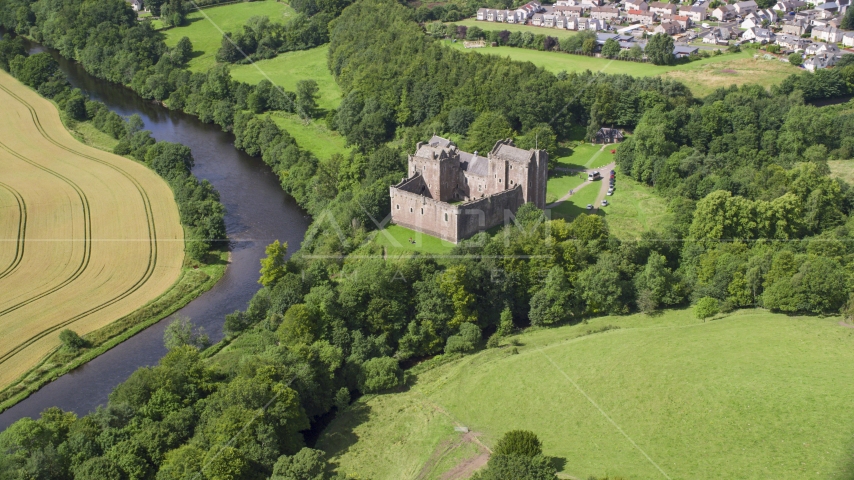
[389, 136, 548, 243]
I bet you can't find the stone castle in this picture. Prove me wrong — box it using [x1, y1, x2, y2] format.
[389, 136, 548, 243]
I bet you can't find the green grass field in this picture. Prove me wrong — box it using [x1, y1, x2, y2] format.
[371, 224, 456, 257]
[446, 41, 801, 97]
[318, 309, 854, 480]
[545, 171, 586, 204]
[829, 160, 854, 185]
[550, 174, 671, 240]
[163, 0, 296, 71]
[447, 19, 581, 39]
[230, 45, 342, 111]
[270, 112, 350, 158]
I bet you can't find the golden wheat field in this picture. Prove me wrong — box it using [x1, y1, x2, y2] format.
[0, 70, 184, 389]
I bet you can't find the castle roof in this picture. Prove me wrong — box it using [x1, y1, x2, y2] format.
[427, 135, 454, 148]
[459, 152, 489, 176]
[492, 141, 534, 164]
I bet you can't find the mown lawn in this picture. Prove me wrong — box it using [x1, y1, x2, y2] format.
[370, 224, 456, 257]
[446, 41, 801, 97]
[230, 45, 342, 111]
[162, 0, 295, 71]
[600, 174, 672, 240]
[318, 308, 854, 480]
[545, 171, 586, 204]
[829, 159, 854, 185]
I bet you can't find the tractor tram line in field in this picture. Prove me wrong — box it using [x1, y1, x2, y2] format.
[0, 181, 27, 280]
[0, 81, 163, 371]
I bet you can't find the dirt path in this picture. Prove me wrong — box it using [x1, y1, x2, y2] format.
[439, 451, 489, 480]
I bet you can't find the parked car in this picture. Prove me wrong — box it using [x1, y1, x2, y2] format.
[587, 171, 602, 181]
[601, 200, 609, 206]
[586, 204, 594, 210]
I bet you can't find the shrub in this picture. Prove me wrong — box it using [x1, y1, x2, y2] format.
[695, 297, 720, 321]
[494, 430, 543, 457]
[358, 356, 402, 393]
[788, 53, 803, 66]
[59, 329, 86, 351]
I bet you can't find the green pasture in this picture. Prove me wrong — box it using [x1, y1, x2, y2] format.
[230, 45, 343, 111]
[601, 175, 672, 240]
[447, 19, 581, 39]
[319, 308, 854, 480]
[270, 113, 350, 159]
[446, 41, 801, 97]
[162, 0, 295, 71]
[545, 171, 586, 204]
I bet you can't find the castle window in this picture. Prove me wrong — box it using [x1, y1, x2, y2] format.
[410, 207, 413, 213]
[421, 208, 424, 215]
[510, 180, 514, 185]
[444, 213, 448, 222]
[396, 204, 400, 210]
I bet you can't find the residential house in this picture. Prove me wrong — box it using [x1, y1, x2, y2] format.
[776, 33, 810, 50]
[805, 41, 840, 54]
[742, 26, 776, 42]
[649, 1, 678, 15]
[843, 32, 854, 46]
[581, 0, 605, 7]
[487, 9, 499, 21]
[673, 45, 699, 57]
[782, 20, 808, 35]
[702, 27, 732, 44]
[804, 52, 840, 70]
[594, 128, 624, 143]
[543, 13, 559, 27]
[623, 0, 649, 10]
[555, 0, 579, 5]
[495, 10, 509, 22]
[578, 17, 603, 30]
[733, 0, 758, 15]
[711, 5, 734, 20]
[531, 13, 545, 25]
[557, 15, 579, 29]
[773, 0, 806, 11]
[815, 2, 840, 13]
[477, 8, 488, 20]
[662, 13, 691, 29]
[555, 5, 585, 16]
[628, 9, 656, 23]
[591, 6, 621, 20]
[654, 20, 682, 34]
[680, 5, 707, 22]
[812, 25, 844, 42]
[127, 0, 142, 11]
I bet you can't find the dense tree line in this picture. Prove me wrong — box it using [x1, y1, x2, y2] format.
[215, 13, 331, 63]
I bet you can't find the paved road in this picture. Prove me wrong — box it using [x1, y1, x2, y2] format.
[547, 161, 616, 209]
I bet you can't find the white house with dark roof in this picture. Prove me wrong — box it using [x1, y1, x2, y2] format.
[127, 0, 142, 11]
[812, 25, 844, 42]
[804, 52, 840, 70]
[843, 32, 854, 46]
[733, 0, 759, 14]
[805, 41, 840, 55]
[680, 5, 707, 22]
[776, 34, 811, 50]
[742, 27, 775, 42]
[774, 0, 806, 10]
[711, 5, 734, 19]
[654, 21, 682, 34]
[649, 1, 678, 15]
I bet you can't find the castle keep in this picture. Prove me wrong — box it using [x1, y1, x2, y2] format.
[389, 136, 548, 243]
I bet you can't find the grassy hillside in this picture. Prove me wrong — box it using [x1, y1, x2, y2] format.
[445, 41, 801, 98]
[162, 0, 295, 71]
[318, 309, 854, 480]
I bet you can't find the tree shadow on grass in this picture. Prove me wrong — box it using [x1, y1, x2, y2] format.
[317, 402, 372, 469]
[549, 456, 567, 472]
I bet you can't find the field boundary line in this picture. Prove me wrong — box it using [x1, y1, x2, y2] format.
[535, 346, 672, 480]
[0, 181, 27, 279]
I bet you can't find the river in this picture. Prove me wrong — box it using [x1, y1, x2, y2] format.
[0, 35, 310, 430]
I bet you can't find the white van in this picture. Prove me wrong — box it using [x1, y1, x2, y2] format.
[587, 171, 601, 181]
